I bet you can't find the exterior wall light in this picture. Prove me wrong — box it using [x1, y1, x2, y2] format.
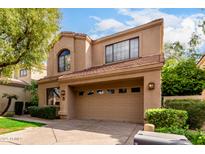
[148, 82, 155, 90]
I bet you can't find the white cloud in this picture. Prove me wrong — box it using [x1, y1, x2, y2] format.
[118, 8, 182, 28]
[117, 9, 205, 45]
[89, 16, 130, 38]
[89, 9, 205, 52]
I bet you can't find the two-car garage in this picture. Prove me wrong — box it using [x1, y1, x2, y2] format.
[73, 78, 144, 123]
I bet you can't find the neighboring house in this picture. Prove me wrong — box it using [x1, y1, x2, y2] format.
[0, 78, 29, 114]
[12, 67, 47, 84]
[0, 67, 46, 114]
[38, 18, 164, 123]
[197, 55, 205, 70]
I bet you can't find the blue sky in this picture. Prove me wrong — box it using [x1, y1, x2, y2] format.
[60, 8, 205, 53]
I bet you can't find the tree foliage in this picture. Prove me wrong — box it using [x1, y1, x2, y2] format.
[164, 41, 185, 61]
[0, 8, 61, 76]
[162, 58, 205, 96]
[164, 32, 202, 62]
[25, 80, 38, 106]
[163, 21, 205, 96]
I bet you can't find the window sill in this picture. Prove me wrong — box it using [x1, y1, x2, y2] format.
[105, 57, 141, 66]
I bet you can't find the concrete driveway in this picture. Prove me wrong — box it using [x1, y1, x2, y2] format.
[0, 116, 143, 145]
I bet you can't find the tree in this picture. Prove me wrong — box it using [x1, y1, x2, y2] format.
[162, 58, 205, 96]
[162, 17, 205, 96]
[164, 41, 185, 61]
[0, 9, 61, 76]
[0, 93, 17, 116]
[25, 80, 38, 106]
[164, 33, 202, 62]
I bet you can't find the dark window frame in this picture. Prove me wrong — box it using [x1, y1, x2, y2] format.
[46, 87, 60, 105]
[58, 49, 71, 72]
[119, 88, 127, 93]
[19, 69, 27, 77]
[96, 89, 105, 95]
[79, 91, 84, 96]
[105, 37, 139, 63]
[131, 87, 141, 93]
[87, 90, 94, 96]
[106, 89, 115, 94]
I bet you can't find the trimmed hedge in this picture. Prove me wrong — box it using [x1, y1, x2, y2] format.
[28, 106, 58, 119]
[164, 99, 205, 129]
[156, 127, 205, 145]
[145, 108, 188, 128]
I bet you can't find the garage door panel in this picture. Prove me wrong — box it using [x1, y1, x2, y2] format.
[75, 84, 143, 123]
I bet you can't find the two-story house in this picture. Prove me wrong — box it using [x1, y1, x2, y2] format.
[38, 18, 164, 123]
[0, 67, 46, 115]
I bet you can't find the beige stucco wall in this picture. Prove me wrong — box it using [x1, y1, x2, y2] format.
[46, 20, 163, 77]
[163, 89, 205, 102]
[92, 24, 162, 66]
[14, 70, 32, 84]
[74, 39, 87, 71]
[47, 36, 92, 77]
[31, 69, 47, 81]
[143, 70, 161, 112]
[0, 85, 30, 113]
[47, 37, 75, 76]
[85, 40, 92, 69]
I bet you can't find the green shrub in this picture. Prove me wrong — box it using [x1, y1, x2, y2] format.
[145, 108, 188, 128]
[156, 127, 205, 145]
[162, 58, 205, 96]
[28, 106, 58, 119]
[164, 99, 205, 129]
[28, 106, 39, 117]
[25, 80, 39, 106]
[24, 102, 35, 114]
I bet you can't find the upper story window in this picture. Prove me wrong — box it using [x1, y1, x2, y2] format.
[20, 69, 27, 77]
[105, 38, 139, 63]
[58, 49, 71, 72]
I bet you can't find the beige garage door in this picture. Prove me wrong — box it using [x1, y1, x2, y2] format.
[74, 79, 144, 123]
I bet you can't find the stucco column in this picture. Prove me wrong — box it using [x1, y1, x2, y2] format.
[143, 70, 161, 117]
[58, 84, 68, 118]
[58, 84, 75, 119]
[67, 86, 75, 119]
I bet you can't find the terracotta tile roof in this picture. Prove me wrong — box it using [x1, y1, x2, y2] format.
[38, 75, 61, 83]
[60, 54, 164, 80]
[0, 78, 28, 88]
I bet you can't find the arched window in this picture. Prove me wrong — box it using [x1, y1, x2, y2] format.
[58, 49, 71, 72]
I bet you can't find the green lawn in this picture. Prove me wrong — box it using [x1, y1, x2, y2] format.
[0, 117, 45, 135]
